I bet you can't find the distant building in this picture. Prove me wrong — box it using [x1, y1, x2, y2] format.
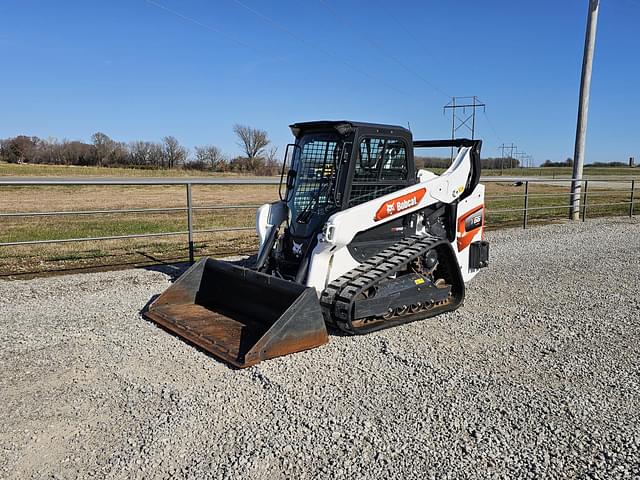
[631, 157, 636, 168]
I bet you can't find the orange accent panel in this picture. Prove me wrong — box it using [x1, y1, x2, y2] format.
[457, 205, 484, 251]
[374, 188, 426, 222]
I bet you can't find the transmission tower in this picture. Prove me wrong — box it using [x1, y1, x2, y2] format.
[443, 96, 486, 140]
[525, 155, 534, 169]
[499, 143, 517, 173]
[443, 96, 486, 158]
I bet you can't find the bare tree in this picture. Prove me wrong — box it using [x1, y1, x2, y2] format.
[148, 142, 165, 167]
[111, 141, 129, 166]
[261, 145, 280, 175]
[60, 140, 94, 166]
[162, 136, 188, 168]
[91, 132, 115, 166]
[233, 124, 269, 160]
[129, 141, 154, 166]
[264, 145, 278, 163]
[195, 145, 226, 171]
[3, 136, 37, 163]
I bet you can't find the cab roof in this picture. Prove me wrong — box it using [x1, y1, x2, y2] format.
[289, 120, 410, 137]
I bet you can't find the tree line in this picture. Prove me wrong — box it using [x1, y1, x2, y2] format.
[0, 124, 281, 175]
[416, 156, 521, 169]
[541, 158, 631, 168]
[420, 156, 632, 169]
[10, 130, 625, 173]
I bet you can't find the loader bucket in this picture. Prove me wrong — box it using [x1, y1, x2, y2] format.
[144, 258, 328, 368]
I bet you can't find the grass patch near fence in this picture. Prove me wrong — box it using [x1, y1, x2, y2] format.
[2, 161, 639, 179]
[0, 181, 636, 278]
[0, 233, 260, 278]
[481, 166, 639, 178]
[0, 184, 276, 277]
[0, 161, 277, 178]
[484, 181, 635, 228]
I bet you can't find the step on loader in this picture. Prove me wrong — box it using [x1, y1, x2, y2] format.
[145, 121, 489, 367]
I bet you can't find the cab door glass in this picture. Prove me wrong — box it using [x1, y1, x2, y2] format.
[354, 138, 385, 182]
[348, 137, 409, 207]
[380, 139, 407, 180]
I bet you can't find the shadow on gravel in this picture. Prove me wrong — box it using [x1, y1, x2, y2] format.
[140, 262, 190, 282]
[139, 254, 257, 283]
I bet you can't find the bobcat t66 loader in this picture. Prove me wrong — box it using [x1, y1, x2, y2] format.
[145, 121, 489, 368]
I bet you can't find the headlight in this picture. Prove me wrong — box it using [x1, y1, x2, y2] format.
[322, 223, 336, 243]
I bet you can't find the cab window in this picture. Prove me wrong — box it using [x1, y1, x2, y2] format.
[349, 137, 408, 207]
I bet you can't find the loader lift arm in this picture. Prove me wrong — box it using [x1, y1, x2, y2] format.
[412, 138, 482, 202]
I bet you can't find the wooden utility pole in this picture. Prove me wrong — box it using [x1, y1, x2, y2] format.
[569, 0, 600, 220]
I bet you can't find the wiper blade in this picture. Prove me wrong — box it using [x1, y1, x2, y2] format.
[296, 209, 312, 224]
[296, 180, 330, 224]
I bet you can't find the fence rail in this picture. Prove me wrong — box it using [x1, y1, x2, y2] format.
[0, 177, 636, 263]
[485, 178, 636, 229]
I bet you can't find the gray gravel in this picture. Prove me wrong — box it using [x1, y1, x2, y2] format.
[1, 217, 639, 479]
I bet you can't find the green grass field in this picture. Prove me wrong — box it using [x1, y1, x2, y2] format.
[482, 166, 639, 178]
[1, 164, 637, 278]
[484, 182, 636, 228]
[2, 161, 639, 179]
[0, 162, 271, 178]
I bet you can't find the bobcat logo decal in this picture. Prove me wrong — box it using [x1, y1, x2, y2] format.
[374, 188, 427, 221]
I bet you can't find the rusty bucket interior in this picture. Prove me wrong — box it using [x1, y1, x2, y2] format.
[144, 258, 328, 368]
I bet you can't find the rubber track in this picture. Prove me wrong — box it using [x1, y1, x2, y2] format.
[320, 234, 454, 334]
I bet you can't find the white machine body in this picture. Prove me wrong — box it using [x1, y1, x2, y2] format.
[257, 146, 486, 295]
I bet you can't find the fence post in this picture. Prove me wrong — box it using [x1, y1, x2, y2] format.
[186, 183, 194, 263]
[581, 180, 589, 222]
[630, 179, 635, 218]
[523, 180, 529, 229]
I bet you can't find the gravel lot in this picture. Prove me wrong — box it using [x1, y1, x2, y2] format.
[1, 217, 639, 479]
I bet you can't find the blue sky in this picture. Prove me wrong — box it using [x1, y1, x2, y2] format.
[1, 0, 638, 164]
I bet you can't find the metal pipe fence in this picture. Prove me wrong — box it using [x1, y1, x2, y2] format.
[0, 177, 637, 262]
[484, 178, 637, 229]
[0, 179, 274, 255]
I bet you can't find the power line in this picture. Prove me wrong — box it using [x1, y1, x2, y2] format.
[148, 0, 516, 154]
[144, 0, 288, 64]
[383, 3, 430, 52]
[317, 0, 451, 100]
[230, 0, 412, 98]
[482, 109, 504, 144]
[148, 0, 411, 99]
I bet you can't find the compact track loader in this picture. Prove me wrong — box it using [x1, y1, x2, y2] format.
[145, 121, 489, 367]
